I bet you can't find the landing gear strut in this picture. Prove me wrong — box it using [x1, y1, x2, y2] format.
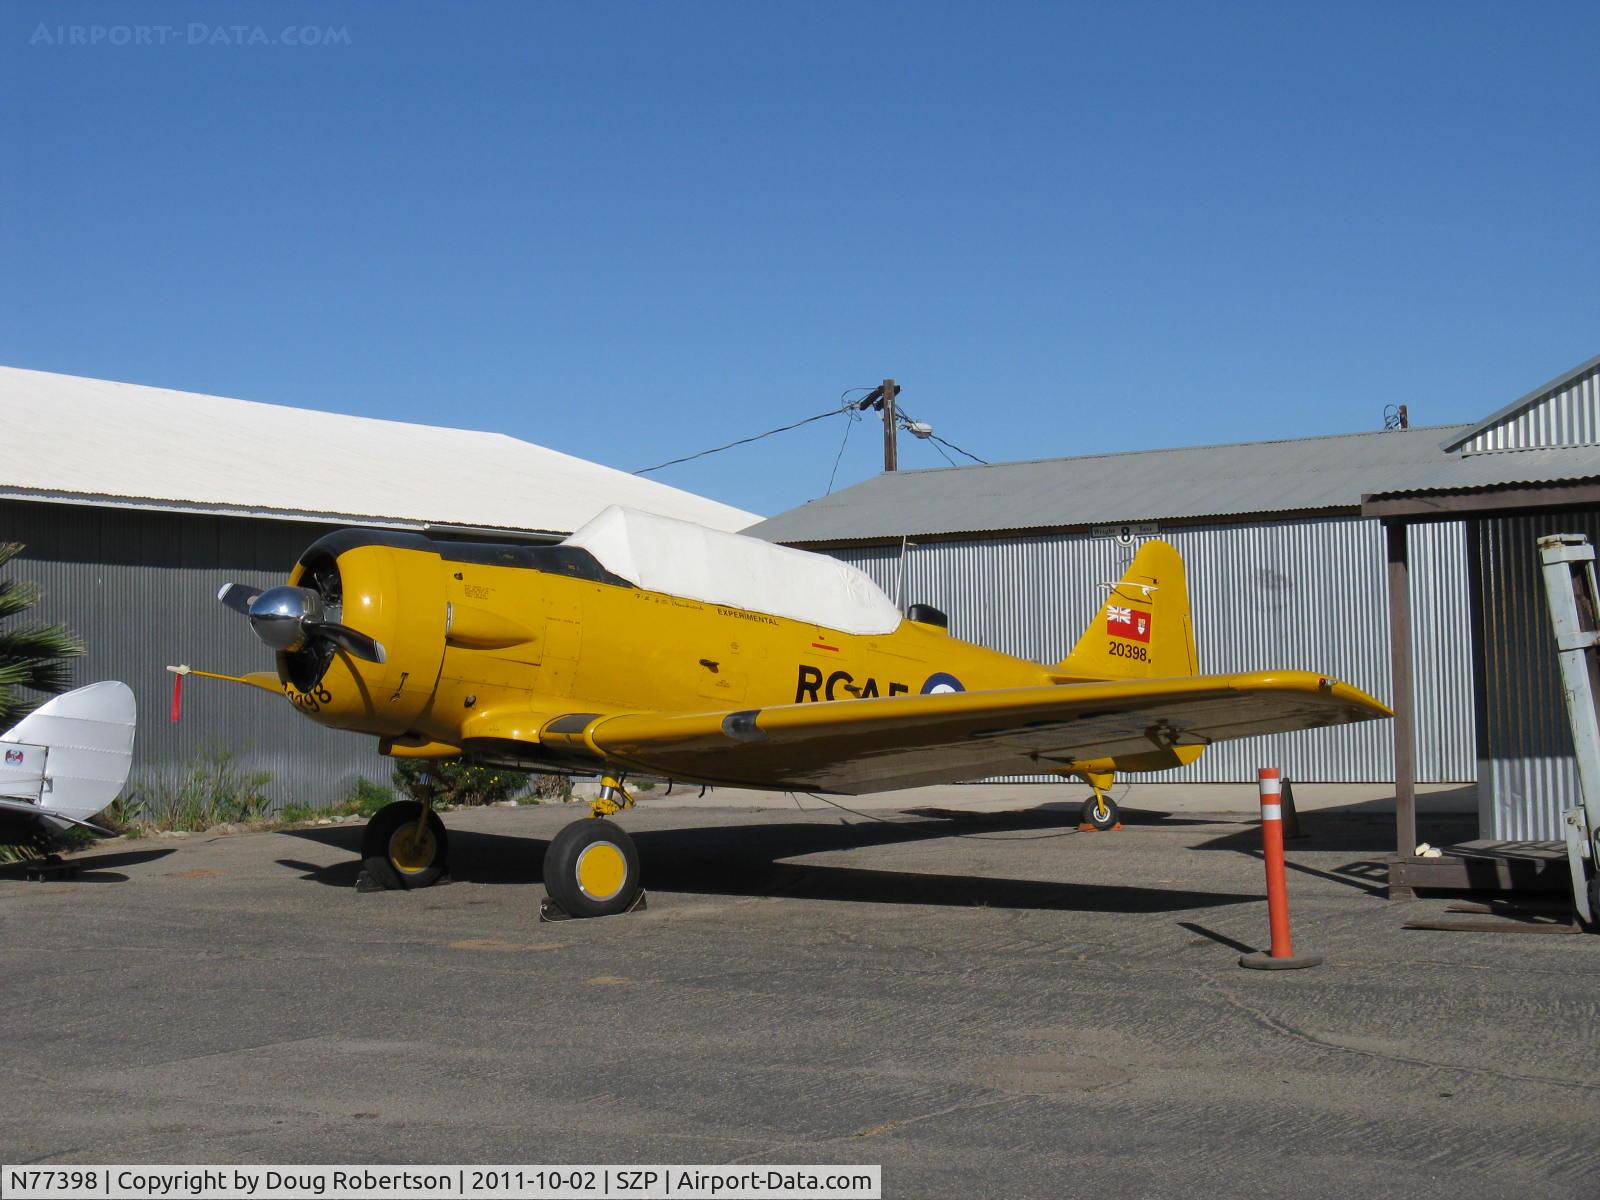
[541, 775, 645, 920]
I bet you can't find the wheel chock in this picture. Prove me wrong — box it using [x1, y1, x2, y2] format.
[23, 856, 79, 882]
[355, 866, 451, 893]
[539, 889, 648, 922]
[355, 865, 395, 893]
[1076, 822, 1125, 832]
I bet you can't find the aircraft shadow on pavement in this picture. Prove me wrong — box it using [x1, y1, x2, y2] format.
[1188, 809, 1482, 897]
[903, 804, 1215, 828]
[280, 809, 1256, 914]
[0, 845, 176, 884]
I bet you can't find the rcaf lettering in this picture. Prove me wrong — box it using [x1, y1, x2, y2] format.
[795, 663, 911, 704]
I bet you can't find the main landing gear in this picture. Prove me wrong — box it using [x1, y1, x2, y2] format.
[353, 775, 646, 918]
[541, 775, 646, 921]
[1074, 770, 1123, 832]
[359, 800, 449, 891]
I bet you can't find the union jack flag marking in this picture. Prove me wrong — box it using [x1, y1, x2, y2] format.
[1107, 606, 1153, 644]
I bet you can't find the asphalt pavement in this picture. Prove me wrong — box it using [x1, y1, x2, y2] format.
[1, 797, 1596, 1199]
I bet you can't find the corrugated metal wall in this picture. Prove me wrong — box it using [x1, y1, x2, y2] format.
[1474, 509, 1600, 839]
[1461, 363, 1600, 453]
[828, 516, 1474, 783]
[1, 500, 391, 809]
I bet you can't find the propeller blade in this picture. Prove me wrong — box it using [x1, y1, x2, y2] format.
[307, 621, 387, 664]
[217, 582, 261, 615]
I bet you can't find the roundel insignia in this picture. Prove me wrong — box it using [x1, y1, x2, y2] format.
[921, 672, 965, 695]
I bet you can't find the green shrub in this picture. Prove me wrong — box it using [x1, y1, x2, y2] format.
[126, 750, 272, 831]
[97, 790, 146, 834]
[345, 776, 396, 817]
[526, 773, 573, 803]
[392, 759, 527, 809]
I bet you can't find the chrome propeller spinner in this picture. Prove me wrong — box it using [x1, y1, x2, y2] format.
[217, 582, 386, 664]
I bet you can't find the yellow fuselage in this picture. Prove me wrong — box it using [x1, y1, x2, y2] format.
[279, 530, 1065, 774]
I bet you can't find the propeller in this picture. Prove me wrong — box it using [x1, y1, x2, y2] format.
[216, 581, 386, 664]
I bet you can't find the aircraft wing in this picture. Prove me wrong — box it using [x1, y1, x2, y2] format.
[536, 670, 1390, 795]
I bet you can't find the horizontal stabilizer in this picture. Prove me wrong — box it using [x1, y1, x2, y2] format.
[1, 681, 136, 823]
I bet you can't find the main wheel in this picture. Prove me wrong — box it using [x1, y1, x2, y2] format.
[1080, 793, 1120, 831]
[543, 818, 641, 918]
[361, 801, 449, 890]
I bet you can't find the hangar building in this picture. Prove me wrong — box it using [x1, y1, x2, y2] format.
[0, 366, 755, 806]
[752, 354, 1600, 843]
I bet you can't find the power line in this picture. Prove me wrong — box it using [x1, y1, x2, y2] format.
[633, 405, 851, 476]
[826, 407, 862, 494]
[925, 437, 960, 468]
[631, 387, 989, 480]
[929, 432, 987, 465]
[896, 401, 989, 468]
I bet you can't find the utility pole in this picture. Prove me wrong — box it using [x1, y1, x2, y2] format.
[880, 377, 898, 472]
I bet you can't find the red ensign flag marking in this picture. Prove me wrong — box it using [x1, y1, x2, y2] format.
[1106, 605, 1152, 643]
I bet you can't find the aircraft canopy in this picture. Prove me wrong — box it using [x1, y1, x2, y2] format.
[563, 506, 904, 635]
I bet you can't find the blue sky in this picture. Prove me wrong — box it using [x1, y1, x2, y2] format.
[3, 1, 1596, 517]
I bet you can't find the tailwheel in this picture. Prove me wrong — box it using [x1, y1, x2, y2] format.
[1080, 791, 1121, 832]
[360, 800, 449, 890]
[542, 817, 642, 919]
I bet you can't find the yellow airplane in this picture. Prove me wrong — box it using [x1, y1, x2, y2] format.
[187, 506, 1389, 918]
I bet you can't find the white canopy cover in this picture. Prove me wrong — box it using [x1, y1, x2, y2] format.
[564, 506, 904, 636]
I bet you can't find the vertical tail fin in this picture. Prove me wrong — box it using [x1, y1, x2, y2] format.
[1054, 540, 1197, 681]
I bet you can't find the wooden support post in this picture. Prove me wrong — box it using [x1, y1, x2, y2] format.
[1387, 519, 1417, 862]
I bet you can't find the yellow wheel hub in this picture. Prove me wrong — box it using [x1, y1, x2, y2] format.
[575, 841, 627, 901]
[388, 824, 437, 874]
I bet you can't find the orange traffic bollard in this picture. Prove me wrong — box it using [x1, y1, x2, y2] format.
[1239, 767, 1323, 971]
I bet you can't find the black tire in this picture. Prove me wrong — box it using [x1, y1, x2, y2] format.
[543, 818, 641, 918]
[1080, 794, 1120, 831]
[361, 801, 449, 890]
[1587, 874, 1600, 933]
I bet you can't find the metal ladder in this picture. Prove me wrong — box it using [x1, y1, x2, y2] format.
[1536, 533, 1600, 926]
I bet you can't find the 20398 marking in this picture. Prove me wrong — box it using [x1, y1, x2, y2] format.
[1109, 642, 1148, 661]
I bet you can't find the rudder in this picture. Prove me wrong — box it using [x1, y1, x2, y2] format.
[1054, 540, 1197, 681]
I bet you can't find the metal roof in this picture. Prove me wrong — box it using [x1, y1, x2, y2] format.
[0, 366, 756, 536]
[1362, 447, 1600, 498]
[1439, 351, 1600, 452]
[750, 423, 1600, 545]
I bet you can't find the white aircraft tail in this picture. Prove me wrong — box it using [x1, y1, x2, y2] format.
[0, 681, 137, 831]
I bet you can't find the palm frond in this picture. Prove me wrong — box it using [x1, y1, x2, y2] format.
[0, 578, 40, 620]
[0, 545, 86, 727]
[0, 626, 86, 662]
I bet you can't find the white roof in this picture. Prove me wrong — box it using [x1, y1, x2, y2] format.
[565, 506, 904, 635]
[0, 366, 756, 535]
